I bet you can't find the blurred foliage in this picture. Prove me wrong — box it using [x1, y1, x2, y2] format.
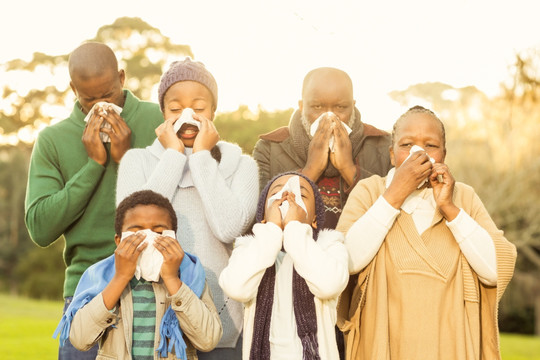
[215, 105, 292, 154]
[0, 17, 539, 336]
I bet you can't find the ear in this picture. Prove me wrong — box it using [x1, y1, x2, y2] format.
[298, 99, 303, 113]
[69, 81, 77, 97]
[311, 217, 317, 229]
[389, 145, 395, 167]
[114, 234, 121, 246]
[118, 69, 126, 86]
[261, 219, 267, 224]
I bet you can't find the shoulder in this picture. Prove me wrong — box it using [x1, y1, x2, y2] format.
[363, 123, 390, 138]
[258, 126, 290, 143]
[217, 141, 257, 170]
[452, 181, 480, 206]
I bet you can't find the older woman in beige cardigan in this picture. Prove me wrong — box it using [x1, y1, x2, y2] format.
[336, 106, 516, 360]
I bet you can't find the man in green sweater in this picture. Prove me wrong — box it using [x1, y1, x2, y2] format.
[24, 42, 163, 359]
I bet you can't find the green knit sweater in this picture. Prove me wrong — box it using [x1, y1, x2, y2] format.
[25, 90, 163, 297]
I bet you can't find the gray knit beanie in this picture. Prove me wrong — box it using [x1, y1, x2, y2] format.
[157, 57, 218, 111]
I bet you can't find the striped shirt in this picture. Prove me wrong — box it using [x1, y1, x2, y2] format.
[130, 278, 157, 360]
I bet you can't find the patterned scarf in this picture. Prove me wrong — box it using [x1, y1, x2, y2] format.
[250, 172, 326, 360]
[289, 108, 366, 178]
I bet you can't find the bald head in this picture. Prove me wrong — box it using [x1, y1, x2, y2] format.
[68, 42, 119, 81]
[302, 67, 353, 99]
[299, 67, 356, 126]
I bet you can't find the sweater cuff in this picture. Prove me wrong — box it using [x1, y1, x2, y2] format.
[446, 209, 476, 243]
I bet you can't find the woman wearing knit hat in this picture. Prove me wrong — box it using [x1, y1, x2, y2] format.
[117, 58, 259, 359]
[219, 171, 349, 360]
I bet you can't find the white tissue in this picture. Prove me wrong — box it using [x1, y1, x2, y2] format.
[121, 229, 176, 282]
[173, 108, 200, 133]
[405, 145, 438, 188]
[83, 102, 123, 143]
[267, 175, 307, 220]
[309, 112, 352, 152]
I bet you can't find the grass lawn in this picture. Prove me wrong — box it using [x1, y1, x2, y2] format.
[1, 293, 539, 359]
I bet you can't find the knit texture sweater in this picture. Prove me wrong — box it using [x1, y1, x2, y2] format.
[24, 90, 163, 297]
[336, 175, 517, 360]
[219, 222, 349, 360]
[116, 139, 259, 348]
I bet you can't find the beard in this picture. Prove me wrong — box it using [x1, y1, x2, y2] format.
[301, 109, 356, 138]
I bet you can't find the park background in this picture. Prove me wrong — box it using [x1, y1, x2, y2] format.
[1, 1, 540, 358]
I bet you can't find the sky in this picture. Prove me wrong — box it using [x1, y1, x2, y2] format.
[2, 0, 540, 131]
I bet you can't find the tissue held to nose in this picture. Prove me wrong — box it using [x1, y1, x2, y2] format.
[266, 175, 308, 220]
[405, 145, 443, 184]
[120, 229, 176, 282]
[173, 108, 200, 133]
[309, 112, 352, 152]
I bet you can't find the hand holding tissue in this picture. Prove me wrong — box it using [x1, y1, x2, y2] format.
[83, 102, 123, 143]
[173, 108, 200, 133]
[310, 112, 352, 152]
[121, 229, 176, 282]
[405, 145, 443, 185]
[266, 175, 308, 221]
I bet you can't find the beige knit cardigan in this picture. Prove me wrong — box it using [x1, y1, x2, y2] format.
[336, 175, 517, 360]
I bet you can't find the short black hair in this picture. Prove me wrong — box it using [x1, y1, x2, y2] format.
[391, 105, 446, 148]
[115, 190, 177, 235]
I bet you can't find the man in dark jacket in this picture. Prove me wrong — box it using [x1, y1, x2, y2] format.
[253, 67, 392, 229]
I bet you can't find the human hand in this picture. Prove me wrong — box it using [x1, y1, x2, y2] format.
[302, 114, 333, 181]
[155, 235, 184, 294]
[430, 163, 459, 221]
[155, 235, 184, 282]
[283, 191, 308, 227]
[329, 118, 356, 185]
[192, 114, 219, 153]
[114, 232, 147, 282]
[156, 115, 185, 152]
[265, 192, 284, 229]
[383, 150, 433, 208]
[98, 106, 132, 163]
[82, 112, 107, 165]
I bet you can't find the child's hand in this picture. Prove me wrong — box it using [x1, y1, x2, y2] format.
[192, 114, 219, 153]
[114, 232, 147, 282]
[283, 192, 308, 227]
[266, 193, 284, 229]
[155, 235, 184, 294]
[156, 116, 185, 152]
[430, 163, 459, 221]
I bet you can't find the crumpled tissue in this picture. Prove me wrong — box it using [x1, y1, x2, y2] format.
[267, 175, 307, 220]
[121, 229, 176, 282]
[310, 111, 352, 152]
[83, 102, 123, 143]
[173, 108, 200, 133]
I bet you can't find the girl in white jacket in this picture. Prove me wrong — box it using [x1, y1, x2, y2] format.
[219, 171, 349, 360]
